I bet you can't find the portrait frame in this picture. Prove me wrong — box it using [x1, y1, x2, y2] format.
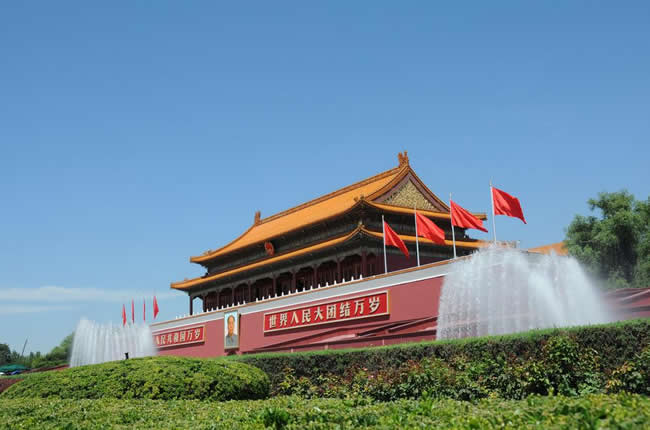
[224, 311, 240, 350]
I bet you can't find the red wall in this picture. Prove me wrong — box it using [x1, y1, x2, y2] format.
[153, 277, 650, 358]
[154, 275, 444, 357]
[157, 320, 223, 358]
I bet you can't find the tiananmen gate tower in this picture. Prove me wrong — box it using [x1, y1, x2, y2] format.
[150, 153, 650, 357]
[171, 151, 485, 315]
[152, 152, 492, 355]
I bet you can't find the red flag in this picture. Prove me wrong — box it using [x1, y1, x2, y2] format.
[492, 187, 526, 224]
[143, 298, 146, 322]
[450, 200, 488, 232]
[131, 300, 135, 324]
[384, 221, 409, 257]
[153, 296, 159, 319]
[415, 212, 446, 245]
[121, 304, 127, 326]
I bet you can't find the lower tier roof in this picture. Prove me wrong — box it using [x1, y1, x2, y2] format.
[171, 225, 485, 291]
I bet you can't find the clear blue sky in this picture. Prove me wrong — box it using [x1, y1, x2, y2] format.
[1, 2, 649, 355]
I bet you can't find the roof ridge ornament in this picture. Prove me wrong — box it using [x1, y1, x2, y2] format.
[254, 210, 261, 225]
[398, 151, 409, 167]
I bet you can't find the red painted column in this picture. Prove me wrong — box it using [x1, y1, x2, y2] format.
[291, 271, 296, 293]
[362, 251, 367, 278]
[336, 259, 341, 283]
[272, 276, 277, 297]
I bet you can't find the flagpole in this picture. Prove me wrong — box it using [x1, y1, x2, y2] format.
[414, 205, 420, 266]
[450, 193, 457, 259]
[490, 179, 497, 244]
[382, 215, 388, 273]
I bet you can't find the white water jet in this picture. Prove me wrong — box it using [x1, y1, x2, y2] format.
[69, 319, 157, 367]
[437, 247, 614, 340]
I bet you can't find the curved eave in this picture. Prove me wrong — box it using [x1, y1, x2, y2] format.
[189, 199, 366, 265]
[190, 223, 257, 263]
[190, 198, 479, 267]
[187, 163, 485, 266]
[189, 165, 407, 263]
[528, 242, 568, 256]
[173, 226, 366, 291]
[363, 229, 488, 249]
[366, 201, 487, 221]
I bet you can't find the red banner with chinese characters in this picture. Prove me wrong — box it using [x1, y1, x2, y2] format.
[154, 325, 205, 348]
[264, 291, 389, 332]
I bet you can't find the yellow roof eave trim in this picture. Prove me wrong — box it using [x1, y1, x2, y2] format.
[189, 165, 407, 263]
[173, 226, 365, 290]
[363, 229, 487, 249]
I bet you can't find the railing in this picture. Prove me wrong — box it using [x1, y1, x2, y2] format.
[152, 257, 461, 332]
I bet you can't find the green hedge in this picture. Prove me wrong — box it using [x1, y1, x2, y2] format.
[0, 394, 648, 429]
[236, 319, 650, 399]
[1, 356, 269, 401]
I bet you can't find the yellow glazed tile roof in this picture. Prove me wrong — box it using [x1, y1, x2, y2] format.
[364, 230, 488, 249]
[367, 201, 487, 221]
[173, 225, 486, 290]
[527, 242, 568, 256]
[190, 165, 407, 263]
[174, 228, 365, 290]
[189, 153, 487, 264]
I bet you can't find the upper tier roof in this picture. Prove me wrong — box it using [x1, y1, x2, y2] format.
[190, 152, 485, 264]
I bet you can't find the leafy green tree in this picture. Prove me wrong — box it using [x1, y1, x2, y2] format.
[32, 333, 74, 368]
[566, 191, 650, 288]
[0, 343, 11, 365]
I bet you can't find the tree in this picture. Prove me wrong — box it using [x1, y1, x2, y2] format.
[0, 343, 11, 365]
[566, 190, 650, 289]
[32, 333, 74, 368]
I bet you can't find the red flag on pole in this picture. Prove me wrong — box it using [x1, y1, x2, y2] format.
[122, 304, 127, 326]
[153, 296, 159, 319]
[415, 212, 446, 245]
[143, 298, 146, 322]
[131, 300, 135, 324]
[492, 187, 526, 224]
[450, 200, 488, 232]
[383, 221, 409, 258]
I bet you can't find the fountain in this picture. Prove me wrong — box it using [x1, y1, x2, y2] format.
[437, 246, 614, 340]
[69, 319, 157, 367]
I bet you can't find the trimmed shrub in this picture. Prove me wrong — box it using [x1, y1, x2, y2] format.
[239, 320, 650, 388]
[1, 356, 269, 401]
[238, 319, 650, 400]
[607, 345, 650, 395]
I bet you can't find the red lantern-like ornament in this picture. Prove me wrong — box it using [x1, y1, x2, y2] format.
[264, 241, 275, 257]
